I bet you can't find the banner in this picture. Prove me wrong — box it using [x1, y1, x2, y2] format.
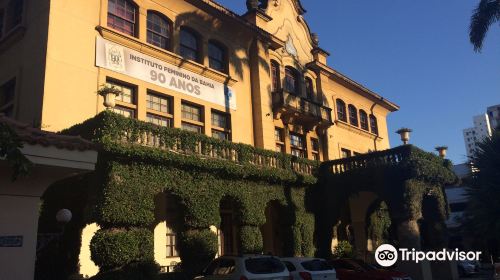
[96, 37, 236, 110]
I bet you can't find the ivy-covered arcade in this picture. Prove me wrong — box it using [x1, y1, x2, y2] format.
[36, 112, 457, 280]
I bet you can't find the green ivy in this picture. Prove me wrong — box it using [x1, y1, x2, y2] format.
[90, 228, 154, 270]
[0, 122, 32, 180]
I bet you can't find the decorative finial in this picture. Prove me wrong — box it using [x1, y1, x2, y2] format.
[312, 33, 320, 46]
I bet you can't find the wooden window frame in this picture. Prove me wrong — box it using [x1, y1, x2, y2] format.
[146, 11, 172, 50]
[107, 0, 137, 37]
[336, 99, 347, 122]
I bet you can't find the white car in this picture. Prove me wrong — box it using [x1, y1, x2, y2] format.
[196, 255, 290, 280]
[281, 257, 336, 280]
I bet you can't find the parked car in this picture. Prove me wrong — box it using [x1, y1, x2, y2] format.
[457, 260, 479, 277]
[329, 258, 411, 280]
[195, 255, 290, 280]
[281, 257, 337, 280]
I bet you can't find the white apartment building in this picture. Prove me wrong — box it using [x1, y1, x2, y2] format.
[487, 104, 500, 130]
[463, 114, 492, 158]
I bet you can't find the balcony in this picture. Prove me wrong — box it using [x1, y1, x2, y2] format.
[62, 111, 319, 177]
[272, 89, 333, 129]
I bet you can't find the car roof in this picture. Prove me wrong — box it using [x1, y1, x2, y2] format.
[281, 257, 326, 262]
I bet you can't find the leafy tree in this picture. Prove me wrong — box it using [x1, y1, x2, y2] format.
[463, 130, 500, 260]
[469, 0, 500, 52]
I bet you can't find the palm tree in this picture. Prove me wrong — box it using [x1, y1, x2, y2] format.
[463, 130, 500, 260]
[469, 0, 500, 52]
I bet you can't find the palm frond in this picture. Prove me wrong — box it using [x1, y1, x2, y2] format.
[469, 0, 500, 52]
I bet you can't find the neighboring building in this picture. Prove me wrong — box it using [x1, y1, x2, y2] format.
[0, 0, 416, 279]
[463, 114, 492, 158]
[487, 104, 500, 130]
[445, 163, 473, 250]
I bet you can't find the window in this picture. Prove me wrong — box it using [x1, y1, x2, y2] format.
[341, 148, 351, 158]
[182, 103, 202, 122]
[244, 257, 285, 274]
[290, 133, 305, 158]
[107, 80, 136, 118]
[180, 27, 199, 62]
[214, 259, 236, 275]
[336, 99, 347, 122]
[182, 122, 202, 133]
[369, 114, 378, 135]
[208, 41, 226, 73]
[305, 77, 314, 100]
[284, 67, 299, 95]
[275, 127, 284, 153]
[147, 113, 171, 127]
[348, 105, 358, 126]
[107, 0, 137, 36]
[311, 138, 320, 161]
[271, 60, 281, 91]
[0, 78, 16, 117]
[211, 111, 228, 129]
[181, 102, 203, 133]
[359, 110, 368, 131]
[165, 226, 178, 257]
[147, 11, 171, 50]
[211, 110, 230, 140]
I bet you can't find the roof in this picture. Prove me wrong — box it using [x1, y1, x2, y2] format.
[0, 114, 95, 151]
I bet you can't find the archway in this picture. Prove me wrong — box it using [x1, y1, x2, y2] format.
[153, 191, 184, 272]
[261, 200, 287, 256]
[365, 200, 392, 253]
[219, 197, 242, 255]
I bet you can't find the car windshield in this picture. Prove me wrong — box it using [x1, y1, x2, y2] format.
[301, 259, 333, 271]
[245, 257, 286, 274]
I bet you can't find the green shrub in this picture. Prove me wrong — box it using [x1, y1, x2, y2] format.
[240, 226, 263, 253]
[332, 240, 355, 259]
[90, 228, 153, 270]
[178, 230, 217, 275]
[89, 261, 160, 280]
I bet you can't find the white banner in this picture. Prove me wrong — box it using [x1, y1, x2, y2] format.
[95, 37, 236, 110]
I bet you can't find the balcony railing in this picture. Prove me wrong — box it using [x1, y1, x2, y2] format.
[272, 89, 333, 126]
[62, 112, 318, 176]
[322, 145, 411, 175]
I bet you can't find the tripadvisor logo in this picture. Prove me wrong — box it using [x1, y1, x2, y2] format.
[375, 244, 482, 267]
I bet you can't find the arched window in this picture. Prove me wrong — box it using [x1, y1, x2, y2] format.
[285, 67, 299, 95]
[208, 41, 227, 73]
[271, 60, 281, 92]
[147, 11, 171, 50]
[359, 110, 369, 131]
[180, 27, 200, 62]
[348, 105, 358, 126]
[370, 114, 379, 135]
[305, 77, 314, 100]
[107, 0, 137, 37]
[336, 99, 347, 122]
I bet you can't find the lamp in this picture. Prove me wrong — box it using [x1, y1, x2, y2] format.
[435, 146, 448, 158]
[56, 208, 72, 224]
[396, 128, 412, 145]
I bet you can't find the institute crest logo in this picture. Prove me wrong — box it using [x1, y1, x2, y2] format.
[105, 43, 125, 72]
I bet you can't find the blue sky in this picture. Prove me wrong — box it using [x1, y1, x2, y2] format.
[216, 0, 500, 164]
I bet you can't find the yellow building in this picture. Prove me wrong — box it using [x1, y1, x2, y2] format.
[0, 0, 406, 278]
[0, 0, 398, 161]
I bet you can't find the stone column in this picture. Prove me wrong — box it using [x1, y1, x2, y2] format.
[396, 219, 433, 280]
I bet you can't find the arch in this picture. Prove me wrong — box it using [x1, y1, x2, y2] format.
[219, 196, 242, 256]
[208, 40, 228, 73]
[348, 104, 358, 127]
[365, 200, 392, 252]
[146, 10, 172, 50]
[359, 110, 369, 131]
[336, 99, 347, 122]
[153, 191, 184, 271]
[107, 0, 138, 37]
[260, 200, 290, 256]
[284, 66, 300, 95]
[179, 26, 201, 62]
[369, 114, 378, 135]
